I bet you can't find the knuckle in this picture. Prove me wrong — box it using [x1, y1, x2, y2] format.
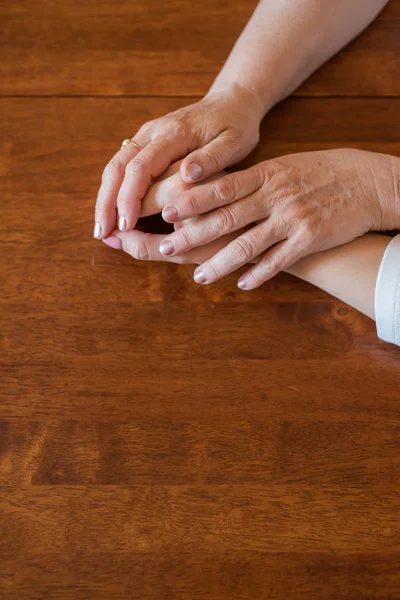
[269, 164, 300, 196]
[297, 223, 315, 247]
[156, 117, 187, 140]
[171, 119, 187, 139]
[214, 206, 236, 232]
[177, 227, 193, 250]
[289, 181, 303, 199]
[248, 164, 264, 188]
[185, 194, 199, 216]
[149, 118, 168, 137]
[261, 253, 281, 275]
[136, 240, 149, 261]
[231, 237, 256, 263]
[206, 261, 222, 281]
[137, 120, 155, 137]
[282, 203, 303, 225]
[144, 119, 156, 132]
[125, 155, 148, 176]
[247, 272, 263, 289]
[212, 178, 235, 204]
[103, 157, 124, 180]
[267, 158, 287, 178]
[202, 147, 221, 171]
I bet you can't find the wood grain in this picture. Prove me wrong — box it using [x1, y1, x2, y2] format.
[2, 552, 400, 600]
[1, 486, 399, 555]
[2, 419, 400, 486]
[1, 0, 399, 97]
[1, 1, 400, 598]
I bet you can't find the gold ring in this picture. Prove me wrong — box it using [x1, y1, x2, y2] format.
[121, 138, 143, 151]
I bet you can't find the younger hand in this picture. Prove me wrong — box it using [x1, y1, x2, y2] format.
[94, 84, 262, 240]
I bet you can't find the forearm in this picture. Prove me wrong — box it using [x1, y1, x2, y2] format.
[285, 234, 392, 319]
[209, 0, 389, 116]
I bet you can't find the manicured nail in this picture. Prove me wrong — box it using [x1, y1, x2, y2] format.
[237, 278, 247, 290]
[186, 162, 203, 182]
[159, 240, 174, 256]
[118, 216, 127, 231]
[162, 206, 178, 222]
[102, 236, 122, 250]
[194, 270, 206, 284]
[93, 222, 102, 239]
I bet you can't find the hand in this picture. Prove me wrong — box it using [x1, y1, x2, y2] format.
[157, 149, 394, 290]
[94, 83, 262, 240]
[101, 160, 248, 264]
[103, 226, 247, 267]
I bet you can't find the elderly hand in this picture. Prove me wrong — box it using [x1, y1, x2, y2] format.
[156, 148, 398, 290]
[94, 84, 262, 240]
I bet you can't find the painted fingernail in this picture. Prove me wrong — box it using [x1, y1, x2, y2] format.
[93, 222, 102, 239]
[118, 216, 127, 231]
[194, 270, 206, 284]
[102, 236, 122, 250]
[162, 206, 179, 222]
[186, 162, 203, 182]
[237, 278, 247, 290]
[159, 240, 174, 256]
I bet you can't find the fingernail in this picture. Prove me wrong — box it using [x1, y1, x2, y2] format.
[194, 270, 207, 284]
[237, 278, 247, 290]
[93, 222, 102, 239]
[159, 240, 174, 256]
[186, 162, 203, 182]
[162, 206, 178, 222]
[118, 216, 127, 231]
[102, 236, 122, 250]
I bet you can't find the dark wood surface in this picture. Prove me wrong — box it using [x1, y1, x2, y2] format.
[1, 1, 400, 599]
[1, 0, 400, 96]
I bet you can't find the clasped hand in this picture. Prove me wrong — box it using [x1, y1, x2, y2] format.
[98, 146, 393, 290]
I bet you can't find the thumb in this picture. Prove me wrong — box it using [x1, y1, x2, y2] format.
[180, 133, 242, 184]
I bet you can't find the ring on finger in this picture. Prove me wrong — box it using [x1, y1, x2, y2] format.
[121, 138, 143, 151]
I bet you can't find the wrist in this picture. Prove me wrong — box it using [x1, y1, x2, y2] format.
[207, 78, 271, 124]
[370, 154, 400, 231]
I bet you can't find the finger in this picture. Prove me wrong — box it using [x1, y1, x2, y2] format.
[103, 230, 185, 263]
[192, 220, 283, 285]
[116, 134, 191, 232]
[139, 167, 191, 218]
[101, 229, 242, 265]
[237, 237, 304, 291]
[140, 165, 226, 219]
[162, 165, 265, 223]
[159, 189, 266, 257]
[180, 132, 243, 184]
[94, 142, 142, 239]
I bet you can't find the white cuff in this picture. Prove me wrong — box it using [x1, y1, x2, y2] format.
[375, 234, 400, 346]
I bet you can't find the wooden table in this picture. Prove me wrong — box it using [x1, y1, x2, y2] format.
[1, 1, 400, 598]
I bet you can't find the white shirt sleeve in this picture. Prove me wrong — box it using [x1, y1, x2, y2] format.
[375, 234, 400, 346]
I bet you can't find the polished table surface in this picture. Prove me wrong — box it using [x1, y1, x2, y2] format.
[1, 1, 400, 598]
